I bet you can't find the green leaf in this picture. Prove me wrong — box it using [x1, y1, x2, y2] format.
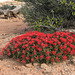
[51, 10, 54, 13]
[72, 12, 75, 15]
[72, 6, 75, 10]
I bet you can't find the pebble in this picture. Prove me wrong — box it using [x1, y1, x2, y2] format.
[13, 66, 17, 70]
[6, 65, 10, 68]
[26, 63, 32, 68]
[37, 67, 41, 70]
[33, 63, 40, 68]
[41, 63, 49, 69]
[64, 68, 67, 71]
[72, 57, 75, 65]
[51, 69, 56, 71]
[2, 35, 6, 39]
[13, 66, 22, 71]
[0, 57, 3, 61]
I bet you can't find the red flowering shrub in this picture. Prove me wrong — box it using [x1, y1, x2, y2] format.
[0, 31, 75, 64]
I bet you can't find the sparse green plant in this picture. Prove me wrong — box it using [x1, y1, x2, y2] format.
[34, 16, 63, 33]
[21, 0, 75, 31]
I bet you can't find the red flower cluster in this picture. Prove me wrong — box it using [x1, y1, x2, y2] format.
[0, 31, 75, 64]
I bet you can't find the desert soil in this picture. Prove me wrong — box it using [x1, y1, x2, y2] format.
[0, 1, 75, 75]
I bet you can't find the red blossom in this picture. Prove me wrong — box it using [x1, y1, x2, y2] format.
[54, 48, 57, 51]
[40, 55, 44, 59]
[60, 45, 63, 49]
[27, 48, 29, 51]
[64, 51, 68, 55]
[46, 56, 50, 60]
[52, 51, 56, 55]
[35, 56, 38, 60]
[63, 45, 66, 49]
[55, 57, 60, 62]
[50, 46, 52, 48]
[0, 51, 3, 56]
[15, 44, 18, 48]
[19, 42, 22, 45]
[31, 58, 34, 62]
[33, 49, 36, 53]
[17, 59, 19, 62]
[51, 58, 55, 62]
[49, 41, 53, 44]
[41, 43, 44, 46]
[67, 47, 71, 52]
[22, 45, 25, 48]
[22, 50, 25, 54]
[66, 42, 70, 45]
[46, 51, 49, 55]
[32, 44, 36, 48]
[22, 55, 25, 58]
[63, 56, 67, 60]
[72, 49, 75, 55]
[23, 41, 25, 44]
[17, 48, 20, 52]
[12, 51, 15, 54]
[22, 59, 25, 64]
[45, 44, 48, 47]
[58, 42, 61, 45]
[26, 57, 30, 60]
[7, 52, 11, 56]
[38, 47, 42, 51]
[7, 49, 10, 52]
[71, 51, 73, 55]
[53, 43, 57, 46]
[69, 39, 72, 43]
[25, 44, 29, 47]
[70, 44, 75, 49]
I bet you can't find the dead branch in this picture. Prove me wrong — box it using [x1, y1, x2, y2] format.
[40, 24, 63, 31]
[0, 5, 22, 19]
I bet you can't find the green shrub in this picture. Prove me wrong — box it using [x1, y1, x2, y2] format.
[0, 31, 75, 64]
[34, 16, 63, 33]
[21, 0, 75, 30]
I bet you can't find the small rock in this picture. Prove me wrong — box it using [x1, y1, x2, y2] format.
[72, 57, 75, 65]
[64, 68, 67, 71]
[6, 65, 10, 68]
[42, 71, 52, 75]
[2, 35, 6, 39]
[37, 67, 41, 70]
[13, 66, 18, 70]
[0, 57, 3, 61]
[51, 69, 56, 71]
[13, 66, 16, 70]
[13, 66, 22, 70]
[26, 63, 32, 68]
[41, 63, 51, 72]
[33, 63, 40, 68]
[41, 63, 48, 69]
